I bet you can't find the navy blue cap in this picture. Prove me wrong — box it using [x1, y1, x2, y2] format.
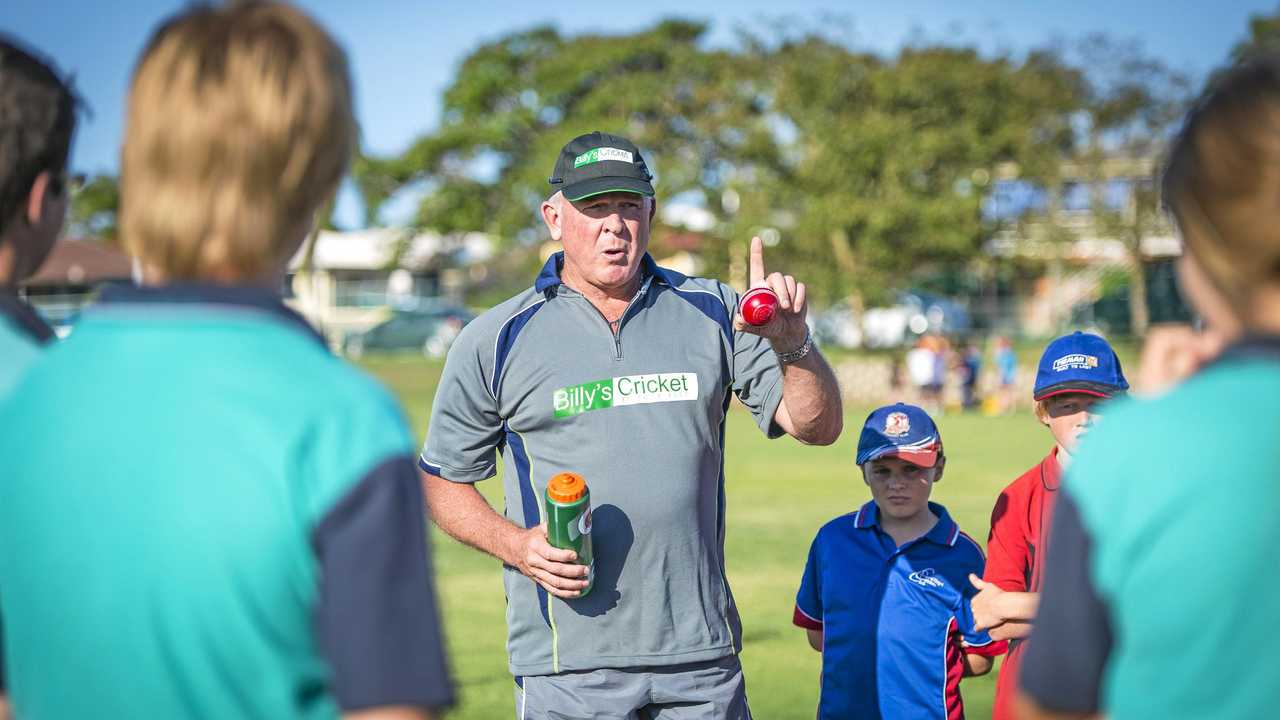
[856, 403, 943, 468]
[1033, 331, 1129, 401]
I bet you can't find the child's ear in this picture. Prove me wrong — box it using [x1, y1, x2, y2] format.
[932, 455, 946, 483]
[1034, 400, 1051, 426]
[860, 466, 870, 487]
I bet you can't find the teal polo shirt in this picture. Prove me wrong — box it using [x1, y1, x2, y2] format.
[0, 284, 454, 719]
[1020, 336, 1280, 719]
[0, 292, 55, 397]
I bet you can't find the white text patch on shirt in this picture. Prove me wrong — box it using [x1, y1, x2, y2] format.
[553, 372, 698, 418]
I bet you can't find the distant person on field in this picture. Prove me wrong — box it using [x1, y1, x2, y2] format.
[793, 403, 1004, 719]
[906, 336, 938, 410]
[1017, 55, 1280, 720]
[959, 341, 982, 410]
[0, 4, 453, 719]
[967, 331, 1128, 720]
[994, 336, 1017, 413]
[0, 37, 77, 396]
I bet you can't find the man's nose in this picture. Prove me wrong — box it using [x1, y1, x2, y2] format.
[601, 210, 626, 235]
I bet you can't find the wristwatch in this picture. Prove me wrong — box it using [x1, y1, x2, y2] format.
[775, 330, 813, 364]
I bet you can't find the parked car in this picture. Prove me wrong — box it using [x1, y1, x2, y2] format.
[812, 301, 863, 349]
[343, 303, 475, 359]
[815, 291, 971, 349]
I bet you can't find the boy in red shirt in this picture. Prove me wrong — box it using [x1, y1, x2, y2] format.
[968, 332, 1128, 720]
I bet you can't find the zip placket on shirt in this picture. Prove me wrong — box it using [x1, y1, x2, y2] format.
[575, 275, 653, 360]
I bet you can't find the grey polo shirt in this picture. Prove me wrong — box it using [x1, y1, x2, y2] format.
[421, 252, 785, 677]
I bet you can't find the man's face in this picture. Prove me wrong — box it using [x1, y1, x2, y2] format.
[1040, 392, 1106, 453]
[862, 456, 939, 522]
[551, 192, 652, 292]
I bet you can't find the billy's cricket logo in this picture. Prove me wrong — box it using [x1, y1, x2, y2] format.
[1053, 353, 1099, 372]
[573, 147, 634, 168]
[553, 372, 699, 418]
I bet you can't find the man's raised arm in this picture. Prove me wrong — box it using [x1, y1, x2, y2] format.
[732, 236, 842, 445]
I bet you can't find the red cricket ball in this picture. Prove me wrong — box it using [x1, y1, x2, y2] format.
[739, 287, 779, 326]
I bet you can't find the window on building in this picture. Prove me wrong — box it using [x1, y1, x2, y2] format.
[334, 272, 389, 307]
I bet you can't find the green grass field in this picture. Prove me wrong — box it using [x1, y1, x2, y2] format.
[363, 355, 1053, 719]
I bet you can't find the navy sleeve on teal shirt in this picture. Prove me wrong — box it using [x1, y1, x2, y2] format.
[312, 455, 455, 711]
[1019, 490, 1112, 713]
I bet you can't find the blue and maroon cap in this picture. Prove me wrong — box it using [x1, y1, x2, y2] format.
[1033, 331, 1129, 401]
[856, 402, 943, 468]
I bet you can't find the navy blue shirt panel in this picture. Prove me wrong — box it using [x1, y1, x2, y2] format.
[312, 454, 455, 711]
[96, 283, 326, 347]
[0, 293, 54, 344]
[1018, 490, 1111, 714]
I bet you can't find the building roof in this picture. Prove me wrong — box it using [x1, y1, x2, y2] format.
[288, 228, 494, 272]
[27, 238, 133, 286]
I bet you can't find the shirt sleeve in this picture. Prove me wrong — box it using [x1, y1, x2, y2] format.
[792, 535, 824, 630]
[313, 454, 455, 712]
[731, 319, 785, 438]
[1018, 490, 1112, 714]
[419, 323, 504, 483]
[984, 485, 1030, 592]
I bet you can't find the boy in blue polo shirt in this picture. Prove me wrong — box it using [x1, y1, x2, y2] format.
[793, 403, 1004, 719]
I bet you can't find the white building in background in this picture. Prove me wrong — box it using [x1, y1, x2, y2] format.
[287, 228, 493, 345]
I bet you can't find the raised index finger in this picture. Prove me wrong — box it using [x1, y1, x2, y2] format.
[749, 235, 766, 287]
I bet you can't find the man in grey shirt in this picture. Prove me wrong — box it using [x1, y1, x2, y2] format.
[420, 131, 842, 719]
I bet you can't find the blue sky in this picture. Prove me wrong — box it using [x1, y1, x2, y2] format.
[5, 0, 1274, 226]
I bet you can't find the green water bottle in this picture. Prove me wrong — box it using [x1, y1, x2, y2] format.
[545, 472, 594, 596]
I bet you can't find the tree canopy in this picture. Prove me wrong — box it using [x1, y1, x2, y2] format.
[356, 21, 1097, 303]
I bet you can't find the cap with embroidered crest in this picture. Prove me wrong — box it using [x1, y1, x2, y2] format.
[1033, 331, 1129, 401]
[548, 131, 655, 201]
[855, 402, 943, 468]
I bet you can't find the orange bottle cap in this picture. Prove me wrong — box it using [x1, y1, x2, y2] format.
[547, 472, 587, 503]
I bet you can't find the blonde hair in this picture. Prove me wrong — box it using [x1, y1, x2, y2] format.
[120, 1, 356, 281]
[1162, 56, 1280, 321]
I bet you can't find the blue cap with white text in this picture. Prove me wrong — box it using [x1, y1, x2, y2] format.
[1033, 331, 1129, 401]
[856, 403, 943, 468]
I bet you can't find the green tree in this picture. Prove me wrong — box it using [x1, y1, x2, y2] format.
[759, 37, 1082, 305]
[360, 21, 1099, 307]
[1070, 36, 1190, 337]
[1229, 10, 1280, 64]
[68, 174, 120, 241]
[354, 21, 774, 269]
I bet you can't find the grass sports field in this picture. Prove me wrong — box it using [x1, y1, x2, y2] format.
[364, 355, 1053, 719]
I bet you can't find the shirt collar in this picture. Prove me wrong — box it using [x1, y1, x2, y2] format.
[533, 251, 670, 294]
[0, 292, 56, 344]
[94, 283, 326, 348]
[1041, 446, 1063, 492]
[1217, 334, 1280, 365]
[853, 500, 961, 547]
